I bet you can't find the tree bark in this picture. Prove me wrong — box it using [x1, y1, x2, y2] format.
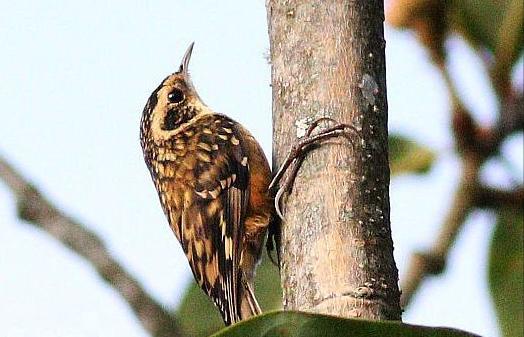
[266, 1, 401, 320]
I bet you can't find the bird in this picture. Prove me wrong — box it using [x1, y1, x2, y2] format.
[140, 43, 272, 325]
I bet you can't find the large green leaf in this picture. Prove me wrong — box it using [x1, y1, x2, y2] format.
[489, 207, 524, 337]
[389, 134, 436, 176]
[176, 258, 282, 337]
[211, 311, 481, 337]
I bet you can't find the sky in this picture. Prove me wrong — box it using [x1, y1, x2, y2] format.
[0, 1, 522, 337]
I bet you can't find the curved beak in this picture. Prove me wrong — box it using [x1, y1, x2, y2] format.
[178, 42, 195, 75]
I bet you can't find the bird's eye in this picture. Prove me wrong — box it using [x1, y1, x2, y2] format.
[168, 89, 184, 104]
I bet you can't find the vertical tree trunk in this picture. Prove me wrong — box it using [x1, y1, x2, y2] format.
[266, 1, 402, 320]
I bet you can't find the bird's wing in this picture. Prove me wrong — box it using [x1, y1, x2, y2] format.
[179, 115, 250, 325]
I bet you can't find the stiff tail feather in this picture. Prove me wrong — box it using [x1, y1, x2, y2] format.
[239, 278, 261, 321]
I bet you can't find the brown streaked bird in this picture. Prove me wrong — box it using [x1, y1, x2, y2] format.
[140, 43, 272, 325]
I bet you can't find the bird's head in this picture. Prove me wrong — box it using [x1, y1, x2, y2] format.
[141, 42, 207, 142]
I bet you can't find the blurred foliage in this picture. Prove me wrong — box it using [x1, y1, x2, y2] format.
[451, 0, 511, 52]
[388, 0, 523, 76]
[388, 0, 523, 336]
[451, 0, 523, 59]
[451, 0, 523, 91]
[388, 0, 524, 55]
[177, 257, 282, 337]
[389, 134, 436, 176]
[489, 208, 523, 337]
[211, 311, 481, 337]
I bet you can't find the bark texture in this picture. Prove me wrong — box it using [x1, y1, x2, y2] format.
[266, 1, 401, 320]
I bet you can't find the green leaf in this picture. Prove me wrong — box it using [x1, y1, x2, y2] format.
[211, 311, 481, 337]
[450, 0, 523, 64]
[176, 258, 282, 337]
[450, 0, 505, 52]
[492, 0, 524, 86]
[389, 134, 436, 176]
[489, 207, 523, 337]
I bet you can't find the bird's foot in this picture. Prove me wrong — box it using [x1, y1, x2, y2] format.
[269, 117, 358, 220]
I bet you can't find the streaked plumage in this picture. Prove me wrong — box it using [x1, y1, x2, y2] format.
[140, 43, 272, 325]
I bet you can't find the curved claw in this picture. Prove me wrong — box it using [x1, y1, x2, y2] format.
[274, 184, 286, 220]
[305, 117, 339, 136]
[306, 118, 359, 145]
[269, 147, 300, 192]
[269, 165, 285, 192]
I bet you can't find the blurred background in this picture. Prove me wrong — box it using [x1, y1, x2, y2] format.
[0, 1, 522, 337]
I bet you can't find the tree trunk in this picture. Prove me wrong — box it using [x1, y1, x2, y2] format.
[266, 1, 402, 320]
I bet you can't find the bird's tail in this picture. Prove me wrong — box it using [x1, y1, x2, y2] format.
[239, 278, 261, 321]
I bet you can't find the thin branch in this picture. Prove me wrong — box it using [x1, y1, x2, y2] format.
[495, 91, 524, 141]
[475, 185, 524, 209]
[0, 155, 186, 337]
[400, 169, 524, 308]
[399, 21, 524, 305]
[469, 91, 524, 159]
[400, 155, 480, 308]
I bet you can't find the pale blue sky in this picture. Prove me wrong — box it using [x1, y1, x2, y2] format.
[1, 1, 521, 337]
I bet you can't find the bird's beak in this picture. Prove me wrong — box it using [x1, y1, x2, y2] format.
[178, 42, 195, 76]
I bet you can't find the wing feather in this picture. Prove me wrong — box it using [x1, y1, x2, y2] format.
[178, 115, 250, 325]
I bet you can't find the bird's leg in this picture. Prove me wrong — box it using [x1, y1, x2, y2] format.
[268, 117, 339, 192]
[269, 118, 358, 220]
[265, 214, 281, 266]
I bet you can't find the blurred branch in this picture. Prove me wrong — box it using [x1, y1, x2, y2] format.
[400, 25, 523, 307]
[387, 0, 448, 65]
[495, 91, 524, 140]
[400, 155, 480, 308]
[399, 89, 523, 310]
[389, 0, 523, 314]
[473, 91, 524, 159]
[475, 185, 524, 209]
[0, 155, 186, 337]
[491, 0, 523, 98]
